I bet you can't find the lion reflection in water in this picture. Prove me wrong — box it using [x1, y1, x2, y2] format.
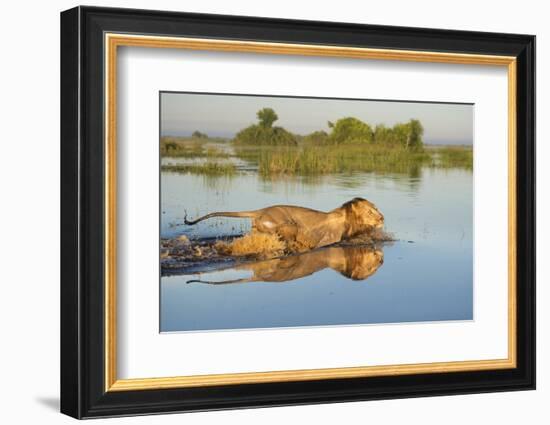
[188, 246, 383, 285]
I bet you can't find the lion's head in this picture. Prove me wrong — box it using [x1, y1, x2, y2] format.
[342, 197, 384, 237]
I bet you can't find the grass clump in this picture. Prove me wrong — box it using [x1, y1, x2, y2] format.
[434, 146, 473, 170]
[235, 144, 431, 177]
[214, 227, 394, 260]
[215, 231, 286, 259]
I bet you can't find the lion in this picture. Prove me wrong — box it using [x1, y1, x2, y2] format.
[187, 245, 384, 285]
[184, 197, 384, 252]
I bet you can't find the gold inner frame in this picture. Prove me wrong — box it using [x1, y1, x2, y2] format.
[104, 33, 517, 392]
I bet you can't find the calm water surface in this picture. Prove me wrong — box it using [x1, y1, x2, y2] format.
[160, 160, 473, 332]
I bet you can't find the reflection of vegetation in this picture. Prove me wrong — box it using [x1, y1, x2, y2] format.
[161, 161, 236, 176]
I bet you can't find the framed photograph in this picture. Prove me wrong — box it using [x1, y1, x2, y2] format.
[60, 6, 535, 419]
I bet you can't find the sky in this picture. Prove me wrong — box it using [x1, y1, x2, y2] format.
[160, 92, 473, 145]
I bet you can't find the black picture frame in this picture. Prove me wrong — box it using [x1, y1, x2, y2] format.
[61, 5, 535, 419]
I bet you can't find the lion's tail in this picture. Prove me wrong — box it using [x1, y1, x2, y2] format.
[184, 210, 257, 226]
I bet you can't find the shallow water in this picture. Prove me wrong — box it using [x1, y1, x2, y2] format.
[160, 161, 473, 332]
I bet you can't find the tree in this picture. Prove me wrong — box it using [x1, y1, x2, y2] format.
[257, 108, 278, 128]
[405, 119, 424, 150]
[391, 123, 408, 146]
[373, 124, 390, 144]
[192, 130, 208, 139]
[328, 117, 373, 144]
[232, 108, 297, 146]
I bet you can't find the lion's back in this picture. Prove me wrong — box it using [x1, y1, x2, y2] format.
[265, 205, 326, 224]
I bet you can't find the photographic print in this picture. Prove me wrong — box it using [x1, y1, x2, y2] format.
[160, 92, 474, 333]
[61, 9, 535, 416]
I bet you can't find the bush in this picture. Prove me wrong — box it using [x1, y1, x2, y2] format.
[303, 130, 329, 145]
[328, 117, 374, 144]
[373, 120, 424, 150]
[191, 130, 208, 139]
[233, 125, 297, 146]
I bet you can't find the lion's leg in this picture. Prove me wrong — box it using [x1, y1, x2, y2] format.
[273, 223, 298, 252]
[275, 225, 316, 253]
[293, 230, 317, 252]
[275, 223, 296, 240]
[252, 214, 278, 234]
